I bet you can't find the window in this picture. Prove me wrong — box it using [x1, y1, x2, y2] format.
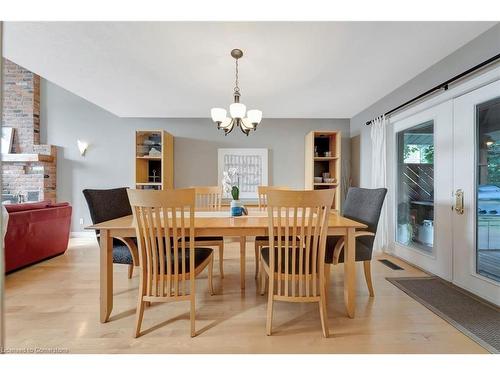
[476, 97, 500, 282]
[396, 121, 435, 253]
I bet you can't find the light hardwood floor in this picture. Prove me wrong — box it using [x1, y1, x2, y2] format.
[4, 237, 487, 353]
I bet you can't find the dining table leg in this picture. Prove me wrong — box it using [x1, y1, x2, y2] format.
[343, 227, 356, 318]
[100, 229, 113, 323]
[240, 236, 246, 289]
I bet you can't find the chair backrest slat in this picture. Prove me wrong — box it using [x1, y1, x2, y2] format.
[298, 206, 306, 296]
[164, 208, 172, 296]
[257, 186, 289, 210]
[284, 207, 290, 296]
[180, 208, 187, 296]
[312, 206, 321, 296]
[290, 207, 296, 297]
[277, 207, 282, 295]
[128, 189, 196, 300]
[193, 186, 222, 211]
[267, 190, 334, 299]
[304, 207, 314, 297]
[154, 206, 165, 297]
[146, 207, 158, 297]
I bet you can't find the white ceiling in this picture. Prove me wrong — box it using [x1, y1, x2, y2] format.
[3, 22, 496, 118]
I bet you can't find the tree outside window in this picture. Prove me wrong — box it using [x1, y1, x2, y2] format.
[403, 144, 434, 164]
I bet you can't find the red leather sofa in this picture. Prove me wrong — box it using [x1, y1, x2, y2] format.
[4, 200, 72, 273]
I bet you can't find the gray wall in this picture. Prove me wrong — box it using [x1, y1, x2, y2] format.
[40, 80, 350, 231]
[350, 23, 500, 187]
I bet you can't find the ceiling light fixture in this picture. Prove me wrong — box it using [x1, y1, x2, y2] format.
[210, 49, 262, 136]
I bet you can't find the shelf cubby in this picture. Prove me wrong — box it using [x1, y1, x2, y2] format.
[135, 130, 174, 190]
[305, 130, 341, 210]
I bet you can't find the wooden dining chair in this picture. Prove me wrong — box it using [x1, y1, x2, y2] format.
[254, 186, 289, 279]
[259, 189, 335, 337]
[127, 188, 215, 338]
[189, 186, 225, 278]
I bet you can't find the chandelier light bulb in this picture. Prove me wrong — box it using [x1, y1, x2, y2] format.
[230, 103, 246, 119]
[211, 108, 226, 123]
[241, 118, 255, 130]
[247, 109, 262, 125]
[220, 117, 232, 129]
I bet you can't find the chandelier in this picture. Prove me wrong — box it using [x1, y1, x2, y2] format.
[210, 49, 262, 136]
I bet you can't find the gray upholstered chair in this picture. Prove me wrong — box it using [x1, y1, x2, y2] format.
[324, 187, 387, 297]
[83, 187, 139, 279]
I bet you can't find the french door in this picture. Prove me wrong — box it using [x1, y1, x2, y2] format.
[392, 101, 453, 280]
[392, 78, 500, 305]
[453, 80, 500, 305]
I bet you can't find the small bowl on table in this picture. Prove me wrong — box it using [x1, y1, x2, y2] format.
[323, 178, 336, 184]
[314, 177, 323, 183]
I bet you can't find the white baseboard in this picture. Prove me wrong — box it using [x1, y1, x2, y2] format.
[70, 231, 96, 238]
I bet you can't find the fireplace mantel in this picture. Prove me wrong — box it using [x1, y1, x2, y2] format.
[2, 153, 55, 163]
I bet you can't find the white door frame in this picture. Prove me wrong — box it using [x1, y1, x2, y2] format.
[390, 101, 453, 280]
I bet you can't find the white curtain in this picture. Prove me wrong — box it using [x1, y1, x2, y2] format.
[370, 115, 388, 253]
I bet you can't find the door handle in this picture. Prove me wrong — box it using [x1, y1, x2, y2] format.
[455, 189, 464, 215]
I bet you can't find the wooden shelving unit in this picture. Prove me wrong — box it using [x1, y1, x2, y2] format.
[313, 156, 339, 161]
[305, 130, 341, 210]
[135, 130, 174, 190]
[313, 182, 339, 186]
[136, 156, 162, 160]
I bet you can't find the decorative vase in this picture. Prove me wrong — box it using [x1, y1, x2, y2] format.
[397, 224, 412, 245]
[230, 199, 243, 217]
[418, 220, 434, 247]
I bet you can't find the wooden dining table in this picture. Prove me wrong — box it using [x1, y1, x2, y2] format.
[87, 209, 366, 324]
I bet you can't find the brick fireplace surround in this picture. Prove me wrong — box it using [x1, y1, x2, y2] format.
[2, 59, 56, 203]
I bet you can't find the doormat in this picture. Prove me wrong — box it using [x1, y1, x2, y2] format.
[387, 276, 500, 353]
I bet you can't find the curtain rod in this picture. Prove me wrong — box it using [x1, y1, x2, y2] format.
[365, 52, 500, 126]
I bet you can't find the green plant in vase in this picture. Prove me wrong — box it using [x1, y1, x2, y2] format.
[229, 185, 243, 216]
[231, 186, 240, 201]
[222, 168, 243, 216]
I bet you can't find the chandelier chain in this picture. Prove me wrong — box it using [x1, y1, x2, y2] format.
[234, 58, 240, 94]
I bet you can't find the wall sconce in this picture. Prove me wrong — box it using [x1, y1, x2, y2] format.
[77, 140, 89, 156]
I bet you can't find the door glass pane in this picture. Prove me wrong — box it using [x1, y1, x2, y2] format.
[396, 121, 434, 253]
[476, 97, 500, 282]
